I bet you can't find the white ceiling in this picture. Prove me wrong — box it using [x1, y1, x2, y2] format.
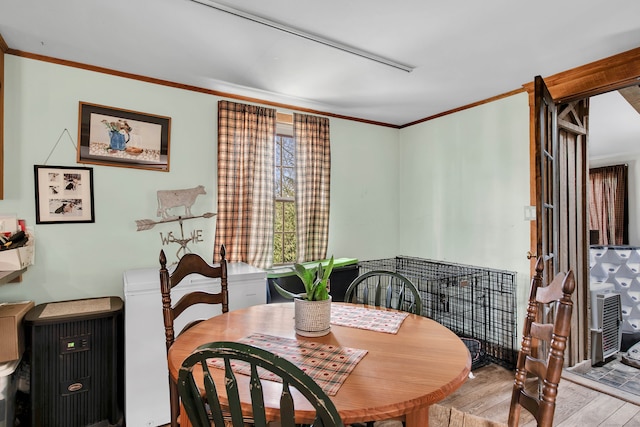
[590, 91, 640, 161]
[2, 0, 640, 128]
[1, 0, 640, 159]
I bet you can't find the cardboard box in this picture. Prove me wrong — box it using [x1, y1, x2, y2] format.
[0, 301, 34, 363]
[0, 234, 34, 271]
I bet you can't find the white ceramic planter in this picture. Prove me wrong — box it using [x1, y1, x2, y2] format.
[294, 296, 332, 337]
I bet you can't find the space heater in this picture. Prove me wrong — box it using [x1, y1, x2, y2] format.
[24, 297, 124, 427]
[590, 292, 622, 365]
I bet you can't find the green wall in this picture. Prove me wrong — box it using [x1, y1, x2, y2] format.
[0, 55, 532, 306]
[398, 93, 531, 275]
[0, 56, 399, 304]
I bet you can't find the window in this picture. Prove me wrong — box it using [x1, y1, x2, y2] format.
[271, 111, 331, 266]
[273, 127, 297, 264]
[588, 164, 628, 245]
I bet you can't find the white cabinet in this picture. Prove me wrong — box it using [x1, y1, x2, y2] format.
[123, 262, 266, 427]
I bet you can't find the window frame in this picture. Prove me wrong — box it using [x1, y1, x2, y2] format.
[273, 118, 296, 265]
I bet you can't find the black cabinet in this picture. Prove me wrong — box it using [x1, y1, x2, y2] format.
[24, 297, 124, 427]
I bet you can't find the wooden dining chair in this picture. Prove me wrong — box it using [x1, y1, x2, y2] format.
[508, 257, 575, 427]
[177, 341, 345, 427]
[344, 270, 422, 427]
[344, 270, 422, 315]
[159, 245, 229, 427]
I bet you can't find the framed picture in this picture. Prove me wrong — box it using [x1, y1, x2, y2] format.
[34, 165, 95, 224]
[77, 102, 171, 172]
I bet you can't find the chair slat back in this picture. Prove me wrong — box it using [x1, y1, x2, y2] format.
[508, 257, 575, 427]
[159, 245, 228, 351]
[159, 245, 228, 427]
[177, 341, 345, 427]
[344, 270, 422, 315]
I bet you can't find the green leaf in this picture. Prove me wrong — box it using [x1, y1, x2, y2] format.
[322, 256, 334, 283]
[294, 263, 313, 286]
[293, 263, 309, 280]
[317, 286, 329, 301]
[272, 282, 305, 300]
[283, 257, 335, 301]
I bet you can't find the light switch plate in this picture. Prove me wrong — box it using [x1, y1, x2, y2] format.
[524, 206, 536, 221]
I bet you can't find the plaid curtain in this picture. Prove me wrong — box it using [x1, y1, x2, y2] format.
[588, 164, 628, 245]
[293, 113, 331, 262]
[215, 100, 275, 268]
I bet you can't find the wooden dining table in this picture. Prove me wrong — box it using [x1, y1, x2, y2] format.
[167, 302, 471, 427]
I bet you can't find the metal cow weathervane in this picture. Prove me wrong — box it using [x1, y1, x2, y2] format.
[135, 186, 215, 260]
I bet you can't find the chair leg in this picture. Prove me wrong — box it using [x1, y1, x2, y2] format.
[169, 376, 180, 427]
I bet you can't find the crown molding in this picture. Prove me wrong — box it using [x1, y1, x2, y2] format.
[0, 34, 8, 53]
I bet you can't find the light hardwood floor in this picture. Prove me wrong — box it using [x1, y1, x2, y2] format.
[436, 363, 640, 426]
[162, 363, 640, 426]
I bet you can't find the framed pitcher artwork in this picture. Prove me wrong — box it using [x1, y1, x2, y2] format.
[77, 102, 171, 172]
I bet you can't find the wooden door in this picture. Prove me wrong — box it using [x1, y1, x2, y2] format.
[534, 76, 558, 279]
[527, 48, 640, 366]
[534, 75, 589, 365]
[556, 100, 589, 365]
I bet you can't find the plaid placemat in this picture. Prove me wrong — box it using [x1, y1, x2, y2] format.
[330, 304, 409, 334]
[207, 333, 367, 396]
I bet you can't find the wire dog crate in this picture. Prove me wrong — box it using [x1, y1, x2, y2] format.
[358, 256, 517, 369]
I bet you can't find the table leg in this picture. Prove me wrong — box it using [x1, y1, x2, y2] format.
[405, 406, 430, 427]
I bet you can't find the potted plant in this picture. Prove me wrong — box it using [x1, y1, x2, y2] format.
[274, 256, 334, 336]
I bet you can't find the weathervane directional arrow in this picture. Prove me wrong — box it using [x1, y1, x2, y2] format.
[135, 212, 216, 231]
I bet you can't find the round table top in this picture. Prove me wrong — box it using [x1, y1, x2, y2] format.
[168, 302, 471, 425]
